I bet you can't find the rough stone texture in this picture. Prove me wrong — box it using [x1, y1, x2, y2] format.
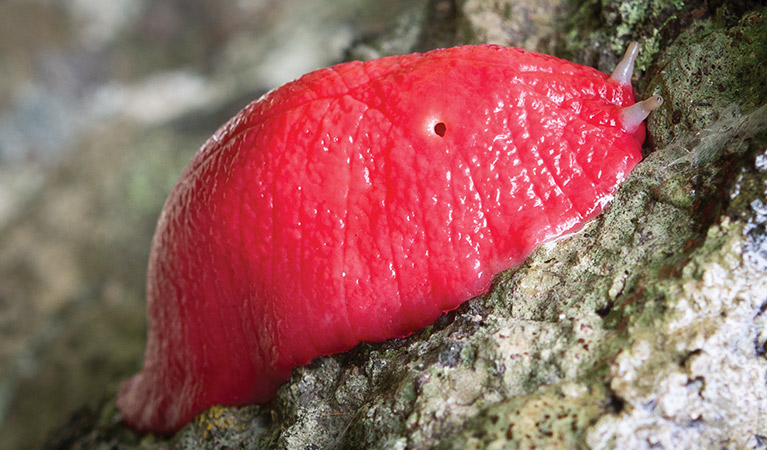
[3, 0, 766, 449]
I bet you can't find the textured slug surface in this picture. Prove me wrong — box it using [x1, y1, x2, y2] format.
[118, 45, 644, 434]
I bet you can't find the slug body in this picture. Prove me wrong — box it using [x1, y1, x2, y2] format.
[118, 44, 656, 434]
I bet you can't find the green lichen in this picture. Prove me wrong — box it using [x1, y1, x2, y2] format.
[440, 383, 611, 449]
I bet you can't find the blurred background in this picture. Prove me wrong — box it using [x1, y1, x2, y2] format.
[0, 1, 422, 448]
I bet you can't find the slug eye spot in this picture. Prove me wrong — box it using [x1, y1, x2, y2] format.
[434, 122, 447, 137]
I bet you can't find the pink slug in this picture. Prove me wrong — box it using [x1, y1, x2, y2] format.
[118, 43, 662, 434]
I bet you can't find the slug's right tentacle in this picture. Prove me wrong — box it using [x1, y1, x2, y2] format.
[621, 96, 664, 132]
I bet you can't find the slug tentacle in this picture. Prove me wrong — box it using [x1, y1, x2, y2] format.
[622, 96, 664, 133]
[610, 41, 639, 86]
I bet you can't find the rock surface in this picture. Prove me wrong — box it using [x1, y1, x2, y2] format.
[2, 0, 766, 449]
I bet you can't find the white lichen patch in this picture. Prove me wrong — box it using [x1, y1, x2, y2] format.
[407, 368, 486, 435]
[587, 219, 767, 449]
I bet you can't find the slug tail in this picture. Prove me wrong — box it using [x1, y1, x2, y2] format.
[117, 372, 180, 436]
[117, 373, 159, 434]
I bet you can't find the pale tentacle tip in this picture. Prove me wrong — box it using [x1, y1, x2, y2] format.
[610, 41, 640, 86]
[622, 95, 664, 132]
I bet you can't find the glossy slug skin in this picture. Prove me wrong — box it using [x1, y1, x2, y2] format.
[118, 44, 655, 434]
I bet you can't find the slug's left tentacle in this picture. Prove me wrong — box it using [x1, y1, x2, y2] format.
[610, 41, 639, 86]
[621, 96, 664, 132]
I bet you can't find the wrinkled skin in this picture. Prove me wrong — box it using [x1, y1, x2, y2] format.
[118, 45, 643, 434]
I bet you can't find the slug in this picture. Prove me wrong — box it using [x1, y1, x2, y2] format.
[118, 43, 662, 434]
